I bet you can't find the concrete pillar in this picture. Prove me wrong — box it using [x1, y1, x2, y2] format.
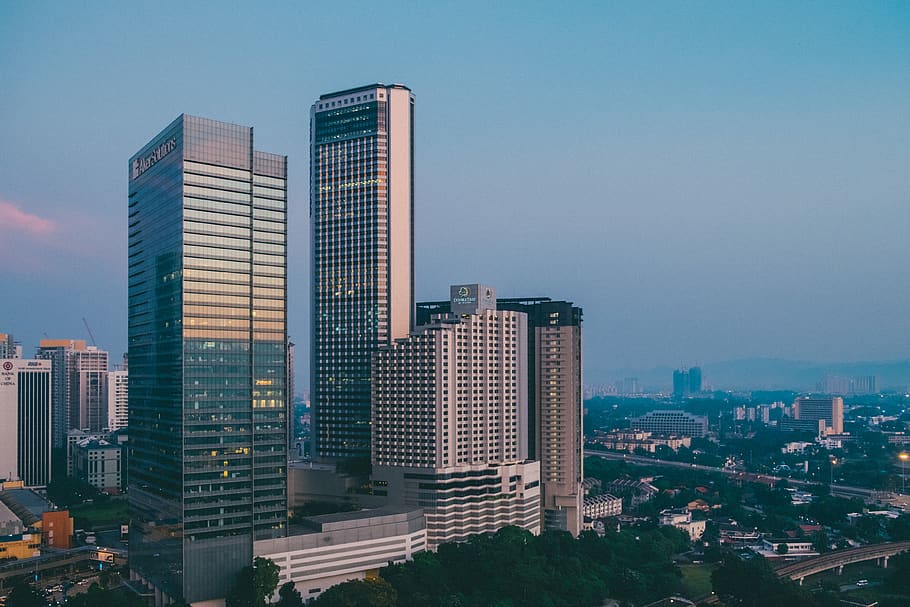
[799, 577, 804, 586]
[837, 565, 844, 575]
[884, 555, 890, 569]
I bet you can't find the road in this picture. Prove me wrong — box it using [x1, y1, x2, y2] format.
[583, 449, 878, 499]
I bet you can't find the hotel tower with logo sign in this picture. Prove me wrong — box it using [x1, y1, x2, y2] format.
[310, 84, 415, 461]
[128, 115, 288, 605]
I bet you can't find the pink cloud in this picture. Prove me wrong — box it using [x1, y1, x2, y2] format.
[0, 200, 56, 236]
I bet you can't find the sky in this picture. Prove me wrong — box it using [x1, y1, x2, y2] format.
[1, 1, 909, 387]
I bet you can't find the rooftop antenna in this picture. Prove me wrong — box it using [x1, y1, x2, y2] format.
[82, 317, 97, 347]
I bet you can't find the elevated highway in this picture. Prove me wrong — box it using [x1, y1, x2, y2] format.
[583, 449, 880, 501]
[694, 541, 910, 603]
[775, 540, 910, 584]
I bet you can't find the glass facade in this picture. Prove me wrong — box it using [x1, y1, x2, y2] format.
[310, 84, 414, 461]
[128, 115, 287, 604]
[17, 363, 52, 487]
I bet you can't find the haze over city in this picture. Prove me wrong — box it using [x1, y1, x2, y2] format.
[2, 2, 909, 387]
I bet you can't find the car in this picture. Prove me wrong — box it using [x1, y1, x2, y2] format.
[856, 579, 869, 587]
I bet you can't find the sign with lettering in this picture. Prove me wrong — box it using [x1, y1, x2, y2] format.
[132, 137, 177, 179]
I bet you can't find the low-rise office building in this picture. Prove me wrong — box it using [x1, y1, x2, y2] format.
[72, 438, 122, 493]
[66, 429, 107, 476]
[254, 507, 425, 602]
[630, 410, 708, 438]
[755, 538, 818, 558]
[659, 508, 706, 541]
[591, 430, 691, 453]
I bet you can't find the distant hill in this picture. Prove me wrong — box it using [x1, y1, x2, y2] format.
[596, 358, 910, 392]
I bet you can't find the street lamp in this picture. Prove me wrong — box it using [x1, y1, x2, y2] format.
[899, 452, 909, 494]
[830, 458, 837, 491]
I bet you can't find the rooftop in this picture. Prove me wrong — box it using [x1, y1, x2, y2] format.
[0, 489, 50, 526]
[318, 83, 411, 101]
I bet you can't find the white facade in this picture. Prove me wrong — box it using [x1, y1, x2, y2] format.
[107, 370, 128, 431]
[0, 359, 52, 486]
[630, 410, 708, 437]
[254, 508, 425, 602]
[373, 300, 529, 468]
[372, 288, 540, 548]
[69, 347, 109, 432]
[659, 509, 706, 541]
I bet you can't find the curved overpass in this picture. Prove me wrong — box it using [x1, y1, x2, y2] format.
[775, 540, 910, 583]
[692, 541, 910, 603]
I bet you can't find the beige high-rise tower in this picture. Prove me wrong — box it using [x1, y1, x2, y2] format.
[416, 296, 585, 536]
[372, 285, 541, 548]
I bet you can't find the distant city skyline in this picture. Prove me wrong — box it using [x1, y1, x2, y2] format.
[2, 3, 909, 387]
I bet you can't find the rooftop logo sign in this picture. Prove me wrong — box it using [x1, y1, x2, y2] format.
[132, 137, 177, 179]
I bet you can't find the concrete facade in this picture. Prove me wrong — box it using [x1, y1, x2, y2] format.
[72, 438, 122, 492]
[254, 508, 425, 602]
[371, 288, 541, 548]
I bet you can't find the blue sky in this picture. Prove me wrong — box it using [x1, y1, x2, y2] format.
[1, 1, 908, 385]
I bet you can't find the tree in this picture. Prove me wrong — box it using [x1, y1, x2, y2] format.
[711, 557, 835, 607]
[226, 557, 281, 607]
[46, 475, 100, 507]
[810, 530, 830, 554]
[776, 542, 789, 555]
[5, 582, 42, 607]
[65, 585, 143, 607]
[311, 578, 397, 607]
[276, 581, 304, 607]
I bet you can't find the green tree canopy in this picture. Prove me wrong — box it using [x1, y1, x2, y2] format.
[5, 582, 42, 607]
[311, 578, 397, 607]
[276, 581, 304, 607]
[226, 557, 280, 607]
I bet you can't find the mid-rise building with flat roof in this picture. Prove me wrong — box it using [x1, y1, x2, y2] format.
[72, 438, 122, 493]
[128, 114, 288, 605]
[310, 83, 415, 461]
[630, 410, 708, 437]
[254, 507, 425, 602]
[793, 396, 843, 435]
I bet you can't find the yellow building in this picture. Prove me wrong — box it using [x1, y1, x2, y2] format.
[0, 532, 41, 559]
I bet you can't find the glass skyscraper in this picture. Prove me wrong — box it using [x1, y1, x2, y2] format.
[310, 84, 414, 460]
[128, 115, 287, 604]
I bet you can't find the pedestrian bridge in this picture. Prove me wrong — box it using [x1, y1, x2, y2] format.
[775, 540, 910, 584]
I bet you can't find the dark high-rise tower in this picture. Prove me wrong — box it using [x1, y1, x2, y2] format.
[688, 366, 703, 394]
[128, 115, 288, 604]
[673, 368, 689, 399]
[310, 84, 414, 460]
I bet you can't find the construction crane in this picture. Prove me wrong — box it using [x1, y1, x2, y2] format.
[82, 317, 97, 347]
